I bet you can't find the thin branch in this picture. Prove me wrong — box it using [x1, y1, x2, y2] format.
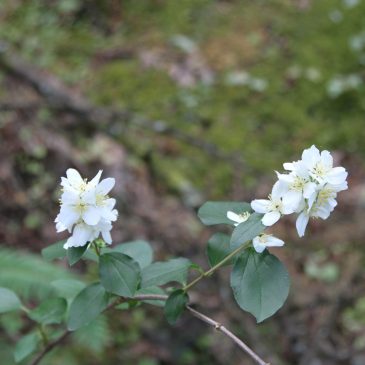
[29, 294, 269, 365]
[29, 331, 70, 365]
[186, 306, 270, 365]
[183, 241, 250, 292]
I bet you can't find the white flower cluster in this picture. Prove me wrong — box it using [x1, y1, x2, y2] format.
[227, 145, 348, 253]
[55, 169, 118, 249]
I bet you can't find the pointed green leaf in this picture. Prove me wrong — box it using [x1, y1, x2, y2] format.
[198, 201, 252, 226]
[14, 332, 40, 363]
[207, 233, 233, 267]
[67, 245, 89, 266]
[141, 258, 191, 288]
[164, 289, 189, 324]
[67, 283, 110, 331]
[29, 298, 67, 325]
[230, 213, 265, 249]
[230, 249, 290, 322]
[41, 241, 66, 261]
[104, 240, 153, 269]
[0, 288, 22, 313]
[99, 253, 140, 297]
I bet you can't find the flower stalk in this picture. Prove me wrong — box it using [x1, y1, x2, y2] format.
[183, 241, 251, 292]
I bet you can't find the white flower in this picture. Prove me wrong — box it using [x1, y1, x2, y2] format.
[252, 234, 285, 253]
[251, 181, 295, 226]
[226, 211, 251, 226]
[301, 145, 348, 185]
[295, 181, 347, 237]
[55, 168, 118, 249]
[277, 162, 317, 211]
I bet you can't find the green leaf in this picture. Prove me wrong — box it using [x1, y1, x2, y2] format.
[67, 245, 89, 266]
[230, 213, 265, 249]
[73, 315, 111, 355]
[41, 241, 66, 261]
[51, 279, 86, 302]
[104, 240, 153, 269]
[207, 233, 233, 267]
[230, 249, 290, 322]
[136, 286, 166, 307]
[14, 332, 40, 363]
[0, 288, 22, 313]
[141, 258, 192, 288]
[164, 289, 189, 324]
[99, 253, 140, 297]
[29, 298, 67, 325]
[67, 283, 110, 331]
[198, 201, 252, 226]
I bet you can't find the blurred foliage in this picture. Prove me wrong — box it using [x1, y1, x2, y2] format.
[1, 0, 365, 197]
[1, 0, 365, 364]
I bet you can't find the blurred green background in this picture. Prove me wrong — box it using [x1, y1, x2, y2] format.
[0, 0, 365, 364]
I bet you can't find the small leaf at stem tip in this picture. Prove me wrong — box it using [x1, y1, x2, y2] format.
[230, 249, 290, 322]
[42, 241, 66, 261]
[230, 213, 265, 249]
[67, 244, 89, 266]
[164, 289, 189, 325]
[198, 201, 252, 226]
[0, 287, 22, 313]
[99, 252, 140, 297]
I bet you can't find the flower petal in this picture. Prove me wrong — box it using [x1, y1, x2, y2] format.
[57, 206, 79, 228]
[69, 224, 92, 247]
[101, 229, 112, 244]
[303, 182, 317, 199]
[262, 211, 281, 226]
[251, 199, 269, 213]
[66, 169, 83, 187]
[271, 180, 288, 199]
[227, 211, 240, 223]
[302, 145, 320, 168]
[296, 212, 309, 237]
[265, 236, 285, 247]
[282, 191, 302, 212]
[320, 150, 333, 168]
[326, 167, 348, 185]
[97, 178, 115, 195]
[89, 170, 103, 188]
[82, 206, 101, 226]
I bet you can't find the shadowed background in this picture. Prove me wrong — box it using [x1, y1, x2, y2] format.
[0, 1, 365, 364]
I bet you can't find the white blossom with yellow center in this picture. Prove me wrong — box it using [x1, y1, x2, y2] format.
[55, 169, 118, 249]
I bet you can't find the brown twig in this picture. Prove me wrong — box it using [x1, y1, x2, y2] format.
[29, 294, 269, 365]
[186, 305, 270, 365]
[29, 331, 70, 365]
